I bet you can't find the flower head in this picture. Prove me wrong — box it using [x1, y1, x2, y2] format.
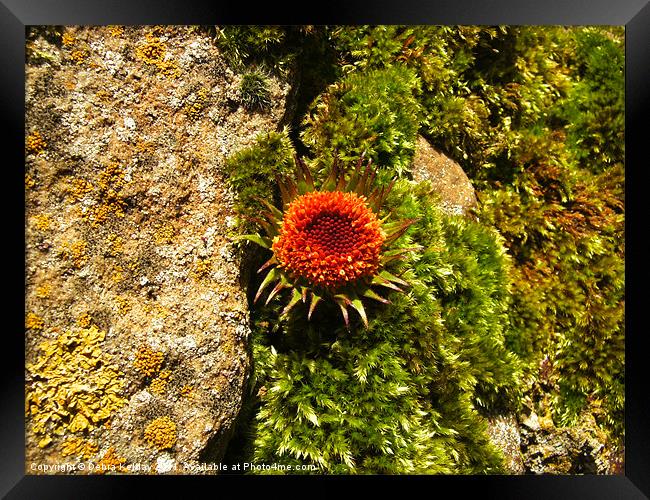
[239, 155, 417, 328]
[272, 190, 384, 289]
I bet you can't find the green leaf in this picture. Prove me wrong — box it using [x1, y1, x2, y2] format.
[234, 234, 271, 249]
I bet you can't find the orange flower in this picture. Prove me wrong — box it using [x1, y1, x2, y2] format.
[238, 155, 417, 328]
[272, 191, 384, 289]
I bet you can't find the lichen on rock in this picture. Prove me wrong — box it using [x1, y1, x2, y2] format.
[25, 24, 294, 474]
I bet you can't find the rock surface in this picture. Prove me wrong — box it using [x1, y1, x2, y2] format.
[25, 26, 292, 474]
[411, 135, 478, 217]
[485, 413, 526, 474]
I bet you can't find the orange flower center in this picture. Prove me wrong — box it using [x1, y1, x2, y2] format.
[272, 191, 385, 289]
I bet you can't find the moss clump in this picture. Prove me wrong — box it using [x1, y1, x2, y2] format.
[144, 416, 177, 450]
[558, 28, 625, 171]
[301, 66, 421, 177]
[26, 325, 127, 440]
[239, 71, 272, 111]
[224, 129, 296, 231]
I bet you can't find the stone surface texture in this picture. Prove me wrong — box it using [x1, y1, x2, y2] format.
[25, 26, 292, 474]
[411, 135, 478, 218]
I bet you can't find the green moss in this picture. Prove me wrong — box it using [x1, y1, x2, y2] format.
[301, 66, 421, 178]
[244, 180, 521, 474]
[239, 71, 272, 111]
[224, 128, 296, 231]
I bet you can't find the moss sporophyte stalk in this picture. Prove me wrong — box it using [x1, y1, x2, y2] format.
[238, 155, 418, 327]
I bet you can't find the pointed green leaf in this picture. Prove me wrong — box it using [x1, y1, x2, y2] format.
[234, 234, 271, 249]
[281, 288, 303, 317]
[361, 287, 390, 304]
[308, 292, 322, 320]
[254, 267, 280, 303]
[265, 275, 290, 305]
[348, 293, 368, 328]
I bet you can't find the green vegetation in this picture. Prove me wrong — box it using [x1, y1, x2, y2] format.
[301, 66, 421, 177]
[222, 25, 625, 473]
[239, 70, 272, 111]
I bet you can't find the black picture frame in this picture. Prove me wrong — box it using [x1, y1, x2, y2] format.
[5, 1, 648, 498]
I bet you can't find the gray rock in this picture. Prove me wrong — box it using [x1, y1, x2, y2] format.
[411, 135, 478, 218]
[25, 26, 294, 474]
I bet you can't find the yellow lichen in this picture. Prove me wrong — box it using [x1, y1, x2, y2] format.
[144, 416, 177, 450]
[149, 370, 171, 395]
[35, 284, 51, 299]
[108, 26, 124, 37]
[60, 240, 88, 269]
[95, 446, 127, 474]
[134, 346, 164, 378]
[142, 302, 170, 320]
[26, 312, 45, 330]
[135, 34, 179, 79]
[114, 296, 131, 315]
[77, 313, 93, 328]
[25, 325, 127, 440]
[31, 214, 51, 231]
[62, 32, 75, 47]
[25, 173, 37, 189]
[26, 131, 47, 156]
[179, 385, 193, 398]
[153, 221, 175, 245]
[185, 88, 210, 121]
[191, 257, 214, 281]
[61, 437, 98, 458]
[106, 233, 124, 256]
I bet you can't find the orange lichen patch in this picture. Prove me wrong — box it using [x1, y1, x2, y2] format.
[135, 34, 179, 79]
[61, 32, 75, 47]
[26, 131, 47, 156]
[144, 416, 177, 450]
[95, 446, 127, 474]
[25, 173, 37, 189]
[134, 346, 164, 378]
[35, 284, 51, 299]
[60, 240, 88, 269]
[26, 312, 45, 330]
[77, 313, 93, 328]
[69, 49, 90, 65]
[95, 89, 113, 103]
[61, 437, 98, 458]
[31, 214, 51, 231]
[149, 369, 171, 395]
[153, 221, 175, 245]
[81, 163, 129, 227]
[108, 26, 124, 37]
[114, 296, 131, 315]
[66, 177, 94, 202]
[135, 138, 156, 156]
[179, 385, 193, 398]
[191, 257, 214, 281]
[273, 191, 385, 289]
[25, 326, 127, 440]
